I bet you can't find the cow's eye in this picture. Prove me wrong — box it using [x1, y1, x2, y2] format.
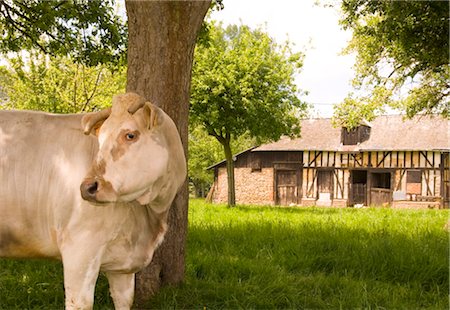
[125, 132, 136, 141]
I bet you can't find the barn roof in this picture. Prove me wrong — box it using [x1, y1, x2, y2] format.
[254, 114, 450, 152]
[208, 114, 450, 169]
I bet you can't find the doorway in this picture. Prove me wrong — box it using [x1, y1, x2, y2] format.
[275, 170, 298, 206]
[350, 170, 367, 205]
[317, 170, 334, 206]
[369, 172, 392, 206]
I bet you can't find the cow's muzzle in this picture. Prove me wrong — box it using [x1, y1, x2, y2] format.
[80, 179, 99, 202]
[80, 177, 118, 204]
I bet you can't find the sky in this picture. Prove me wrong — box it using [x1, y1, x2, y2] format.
[209, 0, 356, 117]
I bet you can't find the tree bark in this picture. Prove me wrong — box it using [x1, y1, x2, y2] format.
[125, 0, 210, 306]
[222, 139, 236, 206]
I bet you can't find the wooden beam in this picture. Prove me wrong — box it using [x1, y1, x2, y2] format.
[351, 153, 362, 167]
[377, 151, 392, 168]
[333, 169, 344, 197]
[420, 151, 433, 167]
[307, 170, 318, 197]
[309, 151, 322, 167]
[423, 170, 433, 196]
[396, 169, 407, 191]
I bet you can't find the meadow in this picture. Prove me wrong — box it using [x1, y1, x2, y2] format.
[0, 199, 448, 309]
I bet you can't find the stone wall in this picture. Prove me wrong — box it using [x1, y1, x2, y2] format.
[212, 167, 274, 205]
[392, 201, 441, 209]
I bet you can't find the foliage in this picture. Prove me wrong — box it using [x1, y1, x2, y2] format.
[188, 126, 223, 197]
[334, 0, 449, 129]
[190, 22, 308, 205]
[0, 0, 127, 67]
[0, 52, 126, 113]
[191, 22, 306, 143]
[188, 125, 255, 197]
[2, 200, 448, 309]
[332, 87, 389, 129]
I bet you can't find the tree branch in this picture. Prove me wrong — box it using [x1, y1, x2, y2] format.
[0, 6, 50, 55]
[204, 121, 226, 144]
[0, 0, 69, 56]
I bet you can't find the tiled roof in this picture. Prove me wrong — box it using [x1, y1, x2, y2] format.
[254, 114, 450, 152]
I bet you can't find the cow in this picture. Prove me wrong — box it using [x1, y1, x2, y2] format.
[0, 92, 187, 309]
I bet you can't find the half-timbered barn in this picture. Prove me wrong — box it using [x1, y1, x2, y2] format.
[208, 115, 450, 209]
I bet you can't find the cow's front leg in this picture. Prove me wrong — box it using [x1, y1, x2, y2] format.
[106, 272, 135, 310]
[61, 246, 105, 310]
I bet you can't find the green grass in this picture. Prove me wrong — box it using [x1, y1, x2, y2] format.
[1, 200, 449, 309]
[0, 259, 112, 309]
[148, 200, 449, 309]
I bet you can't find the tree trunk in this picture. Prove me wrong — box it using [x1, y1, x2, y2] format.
[222, 139, 236, 206]
[125, 0, 210, 306]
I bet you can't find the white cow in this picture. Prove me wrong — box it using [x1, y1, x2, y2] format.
[0, 92, 186, 309]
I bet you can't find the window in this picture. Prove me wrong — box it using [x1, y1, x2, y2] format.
[250, 154, 261, 172]
[407, 170, 421, 183]
[371, 172, 391, 189]
[342, 125, 371, 145]
[342, 128, 358, 145]
[251, 158, 261, 172]
[406, 170, 421, 194]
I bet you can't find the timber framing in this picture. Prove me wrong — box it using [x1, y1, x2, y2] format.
[209, 115, 450, 209]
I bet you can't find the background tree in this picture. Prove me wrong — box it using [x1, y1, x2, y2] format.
[188, 126, 224, 197]
[0, 53, 126, 112]
[188, 126, 255, 198]
[0, 0, 127, 67]
[333, 0, 449, 129]
[190, 22, 308, 206]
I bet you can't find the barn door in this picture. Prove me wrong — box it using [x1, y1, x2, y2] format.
[350, 170, 367, 205]
[316, 170, 334, 206]
[317, 170, 333, 193]
[275, 170, 298, 206]
[369, 172, 392, 206]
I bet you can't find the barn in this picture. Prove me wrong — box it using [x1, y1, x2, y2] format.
[208, 115, 450, 209]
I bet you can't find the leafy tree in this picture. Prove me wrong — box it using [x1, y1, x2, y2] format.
[333, 0, 449, 129]
[190, 22, 307, 206]
[1, 53, 126, 113]
[188, 125, 255, 198]
[188, 126, 223, 197]
[0, 0, 127, 67]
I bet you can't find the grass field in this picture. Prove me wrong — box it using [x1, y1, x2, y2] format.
[0, 199, 449, 309]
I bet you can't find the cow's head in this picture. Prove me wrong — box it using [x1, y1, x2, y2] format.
[80, 93, 186, 208]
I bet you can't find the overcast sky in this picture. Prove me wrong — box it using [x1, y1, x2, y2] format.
[209, 0, 355, 117]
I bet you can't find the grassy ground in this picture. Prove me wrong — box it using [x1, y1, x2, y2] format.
[0, 200, 448, 309]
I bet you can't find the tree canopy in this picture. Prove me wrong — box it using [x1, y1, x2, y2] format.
[0, 0, 127, 66]
[190, 22, 307, 205]
[191, 22, 306, 143]
[0, 53, 126, 113]
[333, 0, 449, 128]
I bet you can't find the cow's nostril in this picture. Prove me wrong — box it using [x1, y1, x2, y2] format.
[81, 180, 99, 202]
[87, 181, 98, 195]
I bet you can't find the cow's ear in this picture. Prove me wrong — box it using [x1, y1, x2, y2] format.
[81, 108, 111, 136]
[143, 102, 164, 130]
